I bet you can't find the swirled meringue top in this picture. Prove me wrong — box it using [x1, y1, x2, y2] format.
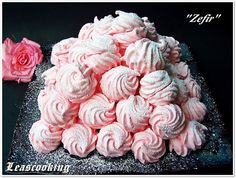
[55, 63, 97, 103]
[163, 36, 181, 63]
[173, 77, 189, 104]
[100, 66, 140, 101]
[41, 66, 58, 87]
[142, 17, 158, 41]
[131, 128, 166, 164]
[93, 15, 114, 36]
[62, 124, 97, 157]
[69, 35, 120, 75]
[169, 121, 207, 157]
[181, 97, 207, 122]
[123, 38, 165, 75]
[29, 120, 63, 153]
[139, 70, 178, 106]
[111, 10, 147, 50]
[38, 88, 79, 128]
[96, 122, 133, 157]
[184, 76, 201, 99]
[116, 95, 152, 132]
[79, 93, 116, 129]
[78, 23, 94, 40]
[51, 37, 77, 66]
[149, 104, 186, 139]
[174, 62, 190, 80]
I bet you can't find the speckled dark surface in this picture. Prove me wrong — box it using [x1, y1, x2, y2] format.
[5, 44, 232, 175]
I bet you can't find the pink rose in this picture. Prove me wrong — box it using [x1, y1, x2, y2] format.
[2, 38, 43, 83]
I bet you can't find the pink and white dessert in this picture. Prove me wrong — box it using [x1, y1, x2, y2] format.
[30, 10, 208, 163]
[96, 122, 133, 157]
[132, 128, 166, 164]
[69, 35, 120, 75]
[41, 66, 58, 88]
[123, 38, 165, 75]
[184, 76, 201, 99]
[79, 93, 116, 129]
[116, 95, 152, 132]
[139, 70, 178, 106]
[169, 121, 207, 157]
[111, 10, 147, 51]
[56, 63, 97, 103]
[142, 17, 158, 41]
[62, 124, 97, 157]
[100, 66, 140, 101]
[149, 104, 186, 139]
[38, 88, 79, 128]
[78, 23, 94, 40]
[29, 120, 63, 153]
[51, 37, 77, 66]
[181, 97, 207, 122]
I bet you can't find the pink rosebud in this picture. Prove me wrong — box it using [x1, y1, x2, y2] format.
[2, 38, 43, 83]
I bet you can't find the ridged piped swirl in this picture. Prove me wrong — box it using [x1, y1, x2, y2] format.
[131, 128, 166, 164]
[163, 36, 181, 63]
[55, 63, 97, 103]
[79, 93, 116, 129]
[100, 66, 140, 101]
[149, 104, 186, 139]
[78, 23, 94, 40]
[38, 88, 79, 128]
[96, 122, 133, 157]
[41, 66, 58, 87]
[51, 37, 78, 66]
[184, 76, 201, 99]
[142, 17, 158, 41]
[93, 15, 114, 36]
[169, 121, 207, 156]
[116, 95, 152, 132]
[139, 70, 178, 106]
[111, 10, 147, 49]
[123, 38, 165, 75]
[181, 97, 206, 122]
[29, 120, 63, 153]
[174, 62, 190, 80]
[62, 124, 97, 157]
[69, 35, 120, 75]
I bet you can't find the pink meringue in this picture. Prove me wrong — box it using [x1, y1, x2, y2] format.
[96, 122, 133, 157]
[55, 63, 97, 103]
[184, 76, 201, 99]
[79, 93, 116, 129]
[62, 124, 97, 157]
[112, 10, 147, 50]
[181, 97, 207, 122]
[78, 23, 94, 40]
[116, 95, 152, 132]
[93, 15, 114, 36]
[41, 66, 58, 87]
[139, 70, 178, 106]
[100, 66, 140, 101]
[69, 35, 120, 75]
[169, 121, 207, 156]
[173, 77, 189, 104]
[132, 128, 166, 164]
[51, 37, 77, 66]
[38, 88, 79, 128]
[174, 62, 190, 79]
[163, 36, 181, 63]
[142, 17, 158, 41]
[149, 104, 186, 139]
[123, 38, 165, 75]
[29, 120, 63, 153]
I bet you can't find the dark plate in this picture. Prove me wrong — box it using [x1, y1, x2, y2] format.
[5, 44, 232, 175]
